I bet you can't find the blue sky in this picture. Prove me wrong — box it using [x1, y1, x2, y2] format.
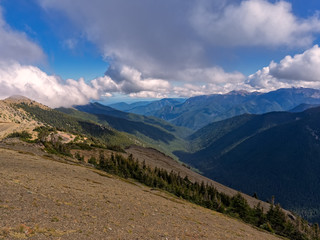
[1, 0, 108, 80]
[1, 0, 320, 107]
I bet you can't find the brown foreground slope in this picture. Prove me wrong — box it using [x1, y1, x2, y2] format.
[0, 147, 283, 240]
[69, 145, 277, 213]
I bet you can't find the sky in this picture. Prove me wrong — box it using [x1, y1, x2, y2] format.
[1, 0, 320, 107]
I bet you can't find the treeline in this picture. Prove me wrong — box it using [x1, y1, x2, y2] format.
[88, 152, 319, 240]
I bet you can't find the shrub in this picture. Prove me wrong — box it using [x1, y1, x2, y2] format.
[6, 131, 32, 141]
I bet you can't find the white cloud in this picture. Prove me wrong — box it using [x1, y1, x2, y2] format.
[114, 65, 171, 94]
[269, 45, 320, 82]
[0, 62, 100, 107]
[248, 45, 320, 90]
[0, 62, 172, 106]
[176, 67, 245, 84]
[39, 0, 203, 80]
[0, 6, 45, 63]
[129, 91, 168, 99]
[173, 81, 254, 97]
[191, 0, 320, 47]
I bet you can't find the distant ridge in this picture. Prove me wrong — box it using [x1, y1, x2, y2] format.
[289, 103, 320, 112]
[130, 87, 320, 130]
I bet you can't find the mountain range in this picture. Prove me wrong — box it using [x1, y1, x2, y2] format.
[110, 88, 320, 130]
[109, 98, 186, 114]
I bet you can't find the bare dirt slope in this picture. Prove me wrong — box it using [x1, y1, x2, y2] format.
[0, 147, 283, 240]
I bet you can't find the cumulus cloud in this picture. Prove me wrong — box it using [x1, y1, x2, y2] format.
[106, 65, 171, 94]
[270, 45, 320, 82]
[37, 0, 320, 99]
[248, 45, 320, 90]
[0, 62, 100, 107]
[39, 0, 202, 79]
[192, 0, 320, 47]
[39, 0, 320, 73]
[0, 6, 45, 63]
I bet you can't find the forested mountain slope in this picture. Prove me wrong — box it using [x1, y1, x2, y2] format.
[176, 107, 320, 222]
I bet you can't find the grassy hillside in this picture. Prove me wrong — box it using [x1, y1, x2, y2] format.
[176, 107, 320, 223]
[73, 102, 191, 138]
[60, 103, 191, 157]
[16, 102, 135, 147]
[0, 147, 285, 240]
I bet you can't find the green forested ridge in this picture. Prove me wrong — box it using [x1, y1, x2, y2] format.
[112, 98, 185, 115]
[289, 103, 320, 113]
[176, 106, 320, 223]
[17, 103, 134, 147]
[73, 102, 191, 138]
[58, 103, 190, 157]
[109, 100, 153, 111]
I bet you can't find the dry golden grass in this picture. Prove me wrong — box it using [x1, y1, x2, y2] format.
[72, 145, 278, 212]
[0, 99, 41, 140]
[0, 147, 284, 240]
